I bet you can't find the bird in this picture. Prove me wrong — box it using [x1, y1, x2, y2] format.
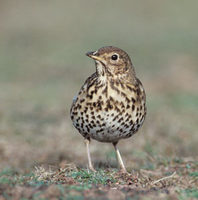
[70, 46, 146, 173]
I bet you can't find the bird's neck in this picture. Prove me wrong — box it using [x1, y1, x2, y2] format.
[95, 61, 137, 85]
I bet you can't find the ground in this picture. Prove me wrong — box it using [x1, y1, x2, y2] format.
[0, 1, 198, 199]
[0, 159, 198, 199]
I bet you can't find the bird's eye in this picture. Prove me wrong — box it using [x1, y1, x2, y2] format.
[111, 54, 118, 60]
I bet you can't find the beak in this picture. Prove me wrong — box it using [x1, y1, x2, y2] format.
[86, 51, 103, 62]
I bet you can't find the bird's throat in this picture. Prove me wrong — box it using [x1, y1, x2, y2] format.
[95, 61, 105, 76]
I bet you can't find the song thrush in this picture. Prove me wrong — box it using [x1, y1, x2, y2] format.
[70, 46, 146, 172]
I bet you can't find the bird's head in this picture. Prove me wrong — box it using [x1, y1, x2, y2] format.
[86, 46, 136, 81]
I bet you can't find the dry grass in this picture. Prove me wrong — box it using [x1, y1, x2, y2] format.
[0, 159, 197, 199]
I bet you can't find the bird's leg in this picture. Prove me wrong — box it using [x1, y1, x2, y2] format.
[113, 142, 127, 173]
[84, 138, 96, 172]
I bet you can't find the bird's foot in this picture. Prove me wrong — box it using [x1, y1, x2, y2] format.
[119, 168, 129, 174]
[89, 165, 96, 172]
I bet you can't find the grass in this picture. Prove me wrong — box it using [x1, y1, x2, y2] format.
[0, 0, 198, 199]
[0, 159, 197, 199]
[179, 189, 198, 200]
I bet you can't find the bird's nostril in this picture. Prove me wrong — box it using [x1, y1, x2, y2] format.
[86, 51, 99, 57]
[92, 51, 98, 56]
[86, 51, 95, 57]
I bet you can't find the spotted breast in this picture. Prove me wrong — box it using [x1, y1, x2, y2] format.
[70, 68, 146, 143]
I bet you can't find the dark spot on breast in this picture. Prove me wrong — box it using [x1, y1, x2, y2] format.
[84, 107, 88, 113]
[89, 124, 93, 129]
[109, 96, 114, 102]
[132, 98, 136, 103]
[94, 88, 98, 94]
[105, 100, 113, 111]
[124, 124, 129, 128]
[121, 92, 126, 98]
[121, 109, 125, 114]
[85, 125, 90, 132]
[101, 123, 106, 126]
[73, 106, 77, 111]
[126, 85, 135, 92]
[130, 125, 135, 132]
[136, 88, 141, 96]
[102, 85, 108, 97]
[86, 94, 93, 99]
[72, 111, 77, 115]
[113, 115, 119, 121]
[115, 106, 121, 113]
[120, 102, 125, 108]
[125, 97, 130, 103]
[96, 128, 104, 133]
[118, 117, 123, 123]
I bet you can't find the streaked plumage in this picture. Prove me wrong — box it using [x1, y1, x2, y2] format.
[70, 46, 146, 172]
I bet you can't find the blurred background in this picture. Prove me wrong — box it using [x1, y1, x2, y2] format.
[0, 0, 197, 171]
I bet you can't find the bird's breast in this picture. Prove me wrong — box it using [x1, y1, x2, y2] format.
[70, 78, 146, 142]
